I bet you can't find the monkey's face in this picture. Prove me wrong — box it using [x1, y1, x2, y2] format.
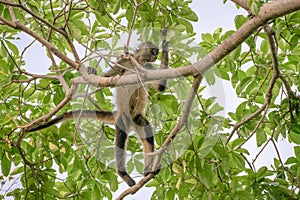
[136, 42, 159, 63]
[148, 47, 159, 62]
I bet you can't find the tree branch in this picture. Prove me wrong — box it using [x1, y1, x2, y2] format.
[1, 0, 300, 87]
[125, 0, 149, 50]
[71, 0, 300, 88]
[0, 0, 67, 36]
[1, 0, 300, 198]
[21, 84, 77, 130]
[230, 0, 251, 13]
[0, 16, 79, 69]
[227, 24, 280, 144]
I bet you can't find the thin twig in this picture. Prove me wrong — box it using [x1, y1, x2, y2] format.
[125, 0, 149, 50]
[227, 24, 280, 144]
[252, 131, 273, 169]
[235, 104, 269, 149]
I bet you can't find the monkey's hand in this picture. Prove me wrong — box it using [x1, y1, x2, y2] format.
[86, 67, 97, 75]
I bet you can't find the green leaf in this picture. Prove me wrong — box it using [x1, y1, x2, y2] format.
[5, 40, 19, 56]
[289, 130, 300, 144]
[92, 182, 102, 199]
[101, 185, 112, 199]
[235, 191, 253, 200]
[231, 69, 239, 88]
[53, 87, 65, 106]
[213, 28, 223, 40]
[236, 76, 252, 95]
[249, 0, 262, 15]
[294, 146, 300, 161]
[256, 131, 267, 147]
[43, 181, 59, 196]
[165, 188, 176, 200]
[285, 157, 299, 165]
[260, 39, 269, 55]
[95, 13, 109, 28]
[236, 101, 247, 121]
[134, 158, 143, 174]
[230, 44, 242, 60]
[256, 166, 271, 179]
[10, 166, 23, 175]
[1, 151, 11, 176]
[210, 103, 223, 115]
[43, 93, 51, 104]
[146, 179, 160, 187]
[216, 67, 230, 80]
[204, 70, 215, 85]
[198, 162, 213, 188]
[171, 23, 186, 32]
[112, 0, 121, 14]
[65, 178, 77, 192]
[201, 33, 214, 44]
[178, 18, 194, 33]
[126, 6, 134, 22]
[231, 152, 245, 169]
[235, 148, 250, 155]
[68, 21, 82, 41]
[234, 15, 247, 29]
[179, 7, 198, 22]
[230, 138, 245, 149]
[291, 123, 300, 134]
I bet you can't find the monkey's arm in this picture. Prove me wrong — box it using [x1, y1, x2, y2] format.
[103, 57, 130, 77]
[103, 68, 119, 77]
[157, 39, 168, 91]
[152, 38, 168, 92]
[27, 110, 114, 132]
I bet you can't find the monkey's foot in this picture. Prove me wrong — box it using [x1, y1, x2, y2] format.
[143, 164, 161, 177]
[86, 67, 97, 75]
[117, 171, 136, 187]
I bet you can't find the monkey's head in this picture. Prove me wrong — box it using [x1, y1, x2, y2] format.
[135, 42, 159, 64]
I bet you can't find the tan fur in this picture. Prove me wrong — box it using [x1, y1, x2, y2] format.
[104, 42, 162, 186]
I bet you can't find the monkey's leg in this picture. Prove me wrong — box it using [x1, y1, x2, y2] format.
[115, 115, 136, 187]
[133, 114, 160, 176]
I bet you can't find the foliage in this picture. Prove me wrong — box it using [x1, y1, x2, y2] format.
[0, 0, 299, 199]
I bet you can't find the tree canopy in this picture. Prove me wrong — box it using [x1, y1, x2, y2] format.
[0, 0, 300, 199]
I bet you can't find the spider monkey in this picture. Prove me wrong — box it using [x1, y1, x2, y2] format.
[27, 36, 169, 187]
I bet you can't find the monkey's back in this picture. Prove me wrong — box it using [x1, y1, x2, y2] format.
[115, 82, 149, 119]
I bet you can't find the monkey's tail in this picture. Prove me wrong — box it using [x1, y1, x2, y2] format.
[27, 110, 114, 132]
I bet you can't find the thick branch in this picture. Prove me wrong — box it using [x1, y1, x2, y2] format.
[230, 0, 250, 13]
[72, 0, 300, 88]
[1, 0, 299, 87]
